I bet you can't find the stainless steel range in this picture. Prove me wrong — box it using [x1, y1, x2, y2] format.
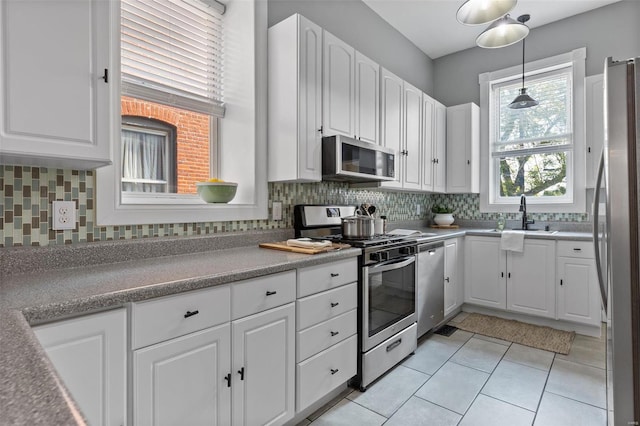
[294, 205, 418, 391]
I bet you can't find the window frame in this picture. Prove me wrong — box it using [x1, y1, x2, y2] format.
[478, 48, 587, 213]
[96, 0, 268, 225]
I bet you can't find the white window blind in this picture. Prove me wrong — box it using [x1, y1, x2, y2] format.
[121, 0, 225, 117]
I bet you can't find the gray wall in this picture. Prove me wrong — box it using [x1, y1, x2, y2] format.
[268, 0, 435, 95]
[433, 0, 640, 106]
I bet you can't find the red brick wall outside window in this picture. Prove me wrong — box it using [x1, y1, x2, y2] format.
[121, 96, 211, 194]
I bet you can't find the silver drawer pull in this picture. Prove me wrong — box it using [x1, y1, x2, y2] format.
[330, 331, 339, 337]
[330, 368, 339, 375]
[266, 291, 277, 296]
[330, 302, 339, 308]
[330, 273, 340, 277]
[386, 338, 402, 352]
[184, 310, 199, 319]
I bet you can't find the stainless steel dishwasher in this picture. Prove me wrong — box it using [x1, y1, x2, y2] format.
[417, 241, 445, 338]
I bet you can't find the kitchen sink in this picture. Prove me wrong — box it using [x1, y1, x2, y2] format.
[483, 229, 559, 235]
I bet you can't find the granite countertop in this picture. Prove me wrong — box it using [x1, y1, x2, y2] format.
[0, 240, 360, 425]
[0, 226, 593, 424]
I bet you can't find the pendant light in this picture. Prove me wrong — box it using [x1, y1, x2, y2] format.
[476, 14, 529, 48]
[456, 0, 517, 26]
[509, 15, 538, 109]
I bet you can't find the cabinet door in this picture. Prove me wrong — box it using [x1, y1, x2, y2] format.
[323, 31, 355, 139]
[433, 101, 447, 193]
[268, 14, 323, 182]
[34, 309, 126, 426]
[134, 324, 231, 426]
[585, 74, 604, 188]
[232, 303, 295, 426]
[403, 82, 422, 190]
[444, 239, 459, 316]
[355, 51, 379, 144]
[464, 236, 506, 309]
[379, 68, 403, 189]
[557, 256, 601, 325]
[0, 0, 111, 169]
[446, 103, 479, 193]
[421, 94, 435, 191]
[507, 240, 556, 318]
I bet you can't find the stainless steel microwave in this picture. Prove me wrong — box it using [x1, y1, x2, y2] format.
[322, 135, 395, 183]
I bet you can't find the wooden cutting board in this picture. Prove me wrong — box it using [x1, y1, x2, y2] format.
[430, 224, 460, 229]
[259, 241, 351, 254]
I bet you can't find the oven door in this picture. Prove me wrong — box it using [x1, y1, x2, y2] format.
[362, 255, 417, 352]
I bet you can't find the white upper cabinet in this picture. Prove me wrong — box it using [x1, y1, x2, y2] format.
[323, 30, 379, 143]
[421, 95, 446, 193]
[446, 103, 479, 193]
[379, 68, 404, 190]
[355, 51, 380, 144]
[585, 74, 604, 188]
[268, 14, 323, 182]
[323, 31, 356, 139]
[0, 0, 111, 169]
[403, 81, 423, 190]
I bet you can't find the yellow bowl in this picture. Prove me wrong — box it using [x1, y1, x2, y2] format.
[196, 182, 238, 203]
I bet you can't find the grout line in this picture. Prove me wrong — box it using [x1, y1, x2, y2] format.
[544, 390, 608, 411]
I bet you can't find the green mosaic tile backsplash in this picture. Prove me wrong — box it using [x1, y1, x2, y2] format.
[0, 165, 588, 247]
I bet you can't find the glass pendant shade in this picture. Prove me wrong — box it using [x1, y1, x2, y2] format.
[509, 88, 539, 109]
[476, 14, 529, 48]
[456, 0, 517, 25]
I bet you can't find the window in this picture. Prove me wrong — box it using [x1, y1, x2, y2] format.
[96, 0, 268, 225]
[479, 48, 586, 213]
[121, 116, 177, 193]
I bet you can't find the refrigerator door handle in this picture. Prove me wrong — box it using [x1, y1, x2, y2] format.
[592, 150, 608, 313]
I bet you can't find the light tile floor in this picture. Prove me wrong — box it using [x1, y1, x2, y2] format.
[299, 312, 608, 426]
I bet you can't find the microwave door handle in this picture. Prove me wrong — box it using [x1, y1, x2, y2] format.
[368, 257, 415, 274]
[592, 150, 608, 313]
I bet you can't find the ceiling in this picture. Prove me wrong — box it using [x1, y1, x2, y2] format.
[362, 0, 623, 59]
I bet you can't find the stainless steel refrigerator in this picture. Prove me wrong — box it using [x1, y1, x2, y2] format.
[593, 56, 640, 425]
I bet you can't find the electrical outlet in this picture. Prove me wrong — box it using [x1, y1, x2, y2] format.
[272, 201, 283, 221]
[52, 201, 76, 230]
[416, 204, 421, 215]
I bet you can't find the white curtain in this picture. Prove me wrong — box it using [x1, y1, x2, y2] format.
[121, 129, 166, 193]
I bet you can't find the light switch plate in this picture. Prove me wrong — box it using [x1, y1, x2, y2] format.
[52, 201, 76, 230]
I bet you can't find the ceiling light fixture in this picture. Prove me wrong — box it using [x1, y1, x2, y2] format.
[509, 15, 538, 109]
[456, 0, 517, 26]
[475, 13, 529, 48]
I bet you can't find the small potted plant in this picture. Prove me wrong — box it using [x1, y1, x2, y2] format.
[431, 205, 455, 226]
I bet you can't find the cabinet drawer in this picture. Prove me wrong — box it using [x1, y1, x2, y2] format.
[297, 309, 357, 362]
[557, 241, 594, 259]
[231, 271, 296, 320]
[296, 282, 357, 330]
[296, 335, 357, 412]
[132, 285, 230, 350]
[297, 258, 358, 298]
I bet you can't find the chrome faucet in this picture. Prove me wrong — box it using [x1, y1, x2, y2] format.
[519, 194, 535, 230]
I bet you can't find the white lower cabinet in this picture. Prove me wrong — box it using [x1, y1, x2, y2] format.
[295, 261, 358, 412]
[464, 236, 506, 309]
[465, 236, 556, 318]
[134, 324, 231, 426]
[506, 239, 556, 318]
[557, 241, 601, 326]
[34, 309, 126, 426]
[444, 237, 464, 317]
[232, 303, 295, 426]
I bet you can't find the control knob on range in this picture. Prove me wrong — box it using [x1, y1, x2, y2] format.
[370, 251, 389, 262]
[399, 246, 416, 255]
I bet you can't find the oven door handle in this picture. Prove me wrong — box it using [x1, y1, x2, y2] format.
[367, 256, 415, 274]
